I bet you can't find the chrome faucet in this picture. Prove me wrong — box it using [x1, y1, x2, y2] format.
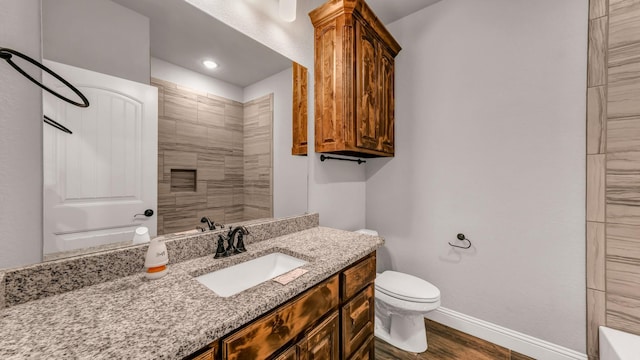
[214, 226, 250, 258]
[200, 217, 223, 231]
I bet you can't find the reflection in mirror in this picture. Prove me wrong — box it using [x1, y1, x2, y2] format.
[41, 0, 308, 260]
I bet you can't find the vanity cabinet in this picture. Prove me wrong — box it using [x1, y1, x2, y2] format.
[310, 0, 401, 158]
[186, 252, 376, 360]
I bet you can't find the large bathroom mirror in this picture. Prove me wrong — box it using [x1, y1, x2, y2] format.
[40, 0, 308, 260]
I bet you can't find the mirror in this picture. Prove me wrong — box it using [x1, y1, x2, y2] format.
[40, 0, 308, 260]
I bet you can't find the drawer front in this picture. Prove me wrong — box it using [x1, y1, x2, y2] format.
[348, 335, 374, 360]
[341, 285, 374, 358]
[341, 253, 375, 301]
[274, 345, 298, 360]
[222, 275, 339, 360]
[307, 311, 339, 360]
[187, 342, 219, 360]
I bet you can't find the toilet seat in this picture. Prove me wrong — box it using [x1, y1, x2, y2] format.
[375, 271, 440, 303]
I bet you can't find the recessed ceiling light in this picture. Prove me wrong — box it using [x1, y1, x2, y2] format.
[203, 60, 218, 69]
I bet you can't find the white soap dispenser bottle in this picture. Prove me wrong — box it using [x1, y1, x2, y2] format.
[144, 236, 168, 280]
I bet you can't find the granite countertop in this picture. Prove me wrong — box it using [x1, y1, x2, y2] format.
[0, 227, 383, 359]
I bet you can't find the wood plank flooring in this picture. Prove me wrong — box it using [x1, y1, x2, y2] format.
[375, 319, 535, 360]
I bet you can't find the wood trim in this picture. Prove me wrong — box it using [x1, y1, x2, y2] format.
[309, 0, 401, 55]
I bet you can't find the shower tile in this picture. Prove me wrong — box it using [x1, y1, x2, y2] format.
[197, 153, 225, 181]
[588, 86, 607, 154]
[588, 154, 606, 222]
[608, 41, 640, 84]
[197, 95, 225, 128]
[608, 79, 640, 119]
[606, 260, 640, 299]
[588, 17, 608, 87]
[164, 87, 197, 123]
[606, 151, 640, 224]
[607, 293, 640, 336]
[176, 121, 208, 151]
[158, 117, 176, 150]
[590, 0, 607, 19]
[607, 117, 640, 152]
[163, 151, 197, 172]
[587, 289, 606, 358]
[588, 222, 606, 291]
[608, 223, 640, 260]
[609, 0, 640, 50]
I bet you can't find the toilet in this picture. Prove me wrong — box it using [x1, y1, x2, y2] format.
[356, 229, 441, 353]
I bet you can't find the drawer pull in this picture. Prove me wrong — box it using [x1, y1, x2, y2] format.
[349, 300, 370, 327]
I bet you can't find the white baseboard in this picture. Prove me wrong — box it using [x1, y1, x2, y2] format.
[425, 307, 587, 360]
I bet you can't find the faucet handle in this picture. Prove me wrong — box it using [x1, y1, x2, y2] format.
[214, 235, 226, 258]
[236, 233, 247, 253]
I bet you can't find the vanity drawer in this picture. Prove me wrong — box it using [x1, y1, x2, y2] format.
[341, 254, 376, 301]
[185, 342, 219, 360]
[341, 284, 374, 358]
[222, 275, 339, 360]
[348, 335, 374, 360]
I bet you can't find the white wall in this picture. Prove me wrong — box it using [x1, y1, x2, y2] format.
[244, 68, 308, 219]
[42, 0, 150, 84]
[366, 0, 587, 352]
[188, 0, 367, 231]
[0, 0, 43, 268]
[151, 58, 243, 102]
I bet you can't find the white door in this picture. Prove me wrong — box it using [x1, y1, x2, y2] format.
[43, 60, 157, 255]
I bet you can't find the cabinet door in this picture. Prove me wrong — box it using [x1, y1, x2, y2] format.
[307, 312, 339, 360]
[274, 338, 309, 360]
[355, 21, 380, 151]
[378, 46, 395, 155]
[348, 336, 374, 360]
[314, 19, 345, 153]
[341, 285, 374, 358]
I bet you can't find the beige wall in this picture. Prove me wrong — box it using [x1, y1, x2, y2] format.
[586, 0, 640, 358]
[0, 0, 43, 269]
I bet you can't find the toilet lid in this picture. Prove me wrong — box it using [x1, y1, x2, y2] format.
[375, 271, 440, 303]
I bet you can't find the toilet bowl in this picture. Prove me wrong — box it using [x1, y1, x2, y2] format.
[354, 229, 441, 353]
[375, 270, 441, 353]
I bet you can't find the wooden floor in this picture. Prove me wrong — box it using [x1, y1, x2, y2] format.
[375, 319, 535, 360]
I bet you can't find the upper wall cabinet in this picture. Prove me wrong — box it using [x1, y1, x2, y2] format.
[310, 0, 401, 158]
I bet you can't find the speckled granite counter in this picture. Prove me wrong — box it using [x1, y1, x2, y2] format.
[0, 227, 383, 359]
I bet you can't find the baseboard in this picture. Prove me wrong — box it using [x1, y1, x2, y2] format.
[425, 307, 587, 360]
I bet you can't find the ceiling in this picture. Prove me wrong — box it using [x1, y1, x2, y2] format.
[111, 0, 441, 88]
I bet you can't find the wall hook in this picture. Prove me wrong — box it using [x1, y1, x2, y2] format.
[449, 233, 472, 249]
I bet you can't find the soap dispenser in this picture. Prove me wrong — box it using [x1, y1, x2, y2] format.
[144, 236, 168, 280]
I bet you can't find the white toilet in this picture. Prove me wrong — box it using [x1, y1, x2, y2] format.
[356, 229, 441, 353]
[375, 270, 441, 352]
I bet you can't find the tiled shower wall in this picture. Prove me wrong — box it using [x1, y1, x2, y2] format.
[243, 94, 274, 220]
[586, 0, 640, 358]
[152, 78, 272, 235]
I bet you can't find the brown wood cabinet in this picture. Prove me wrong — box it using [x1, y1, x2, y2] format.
[292, 62, 308, 156]
[186, 252, 376, 360]
[310, 0, 401, 158]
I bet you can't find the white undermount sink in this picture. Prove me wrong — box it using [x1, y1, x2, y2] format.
[195, 252, 307, 297]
